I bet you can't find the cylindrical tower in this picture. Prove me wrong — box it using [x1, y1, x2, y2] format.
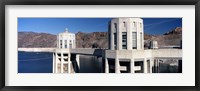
[57, 28, 76, 49]
[54, 28, 76, 74]
[108, 18, 144, 50]
[150, 40, 158, 49]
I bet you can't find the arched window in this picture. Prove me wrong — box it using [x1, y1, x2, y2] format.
[122, 32, 127, 49]
[114, 23, 117, 32]
[132, 32, 137, 49]
[60, 40, 62, 48]
[140, 23, 142, 28]
[64, 40, 67, 48]
[133, 21, 136, 27]
[123, 21, 126, 27]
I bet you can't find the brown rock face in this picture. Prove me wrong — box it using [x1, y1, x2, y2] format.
[144, 27, 182, 48]
[18, 32, 108, 48]
[164, 27, 182, 35]
[76, 32, 108, 48]
[18, 27, 181, 48]
[18, 32, 57, 48]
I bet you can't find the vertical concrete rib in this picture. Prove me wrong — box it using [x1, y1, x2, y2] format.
[61, 52, 64, 73]
[53, 53, 55, 73]
[115, 58, 120, 73]
[150, 58, 153, 73]
[55, 51, 58, 73]
[143, 58, 147, 73]
[155, 59, 159, 73]
[76, 54, 80, 72]
[130, 58, 135, 73]
[105, 58, 109, 73]
[155, 59, 157, 73]
[68, 52, 71, 73]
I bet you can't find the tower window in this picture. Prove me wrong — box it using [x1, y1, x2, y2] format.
[123, 22, 126, 27]
[114, 23, 117, 32]
[64, 40, 67, 48]
[114, 33, 117, 50]
[122, 32, 127, 49]
[73, 40, 75, 48]
[69, 44, 72, 49]
[60, 40, 62, 48]
[132, 32, 137, 49]
[133, 21, 136, 27]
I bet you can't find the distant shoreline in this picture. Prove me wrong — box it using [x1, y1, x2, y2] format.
[18, 48, 56, 52]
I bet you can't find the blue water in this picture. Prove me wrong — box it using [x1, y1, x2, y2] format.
[18, 51, 53, 73]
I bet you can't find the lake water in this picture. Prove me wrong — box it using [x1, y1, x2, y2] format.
[18, 51, 102, 73]
[18, 51, 53, 73]
[18, 51, 180, 73]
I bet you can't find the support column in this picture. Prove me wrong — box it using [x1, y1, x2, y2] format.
[155, 59, 157, 73]
[61, 52, 64, 73]
[157, 59, 159, 73]
[76, 54, 80, 72]
[53, 53, 55, 73]
[68, 52, 71, 73]
[115, 59, 120, 73]
[105, 58, 109, 73]
[154, 59, 157, 73]
[150, 58, 153, 73]
[155, 59, 159, 73]
[130, 58, 135, 73]
[143, 58, 147, 73]
[55, 52, 58, 73]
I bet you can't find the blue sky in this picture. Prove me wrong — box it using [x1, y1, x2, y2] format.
[18, 18, 182, 35]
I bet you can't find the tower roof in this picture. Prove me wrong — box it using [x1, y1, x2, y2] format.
[65, 28, 68, 33]
[58, 28, 75, 36]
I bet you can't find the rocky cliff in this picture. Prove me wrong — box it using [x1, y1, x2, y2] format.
[18, 27, 182, 48]
[144, 27, 182, 48]
[18, 32, 57, 48]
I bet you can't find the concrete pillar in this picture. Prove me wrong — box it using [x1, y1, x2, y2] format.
[110, 27, 114, 50]
[127, 21, 131, 50]
[61, 52, 64, 73]
[105, 58, 109, 73]
[154, 59, 157, 73]
[117, 27, 122, 50]
[53, 53, 55, 73]
[155, 59, 159, 73]
[155, 59, 157, 73]
[130, 58, 135, 73]
[149, 58, 153, 73]
[55, 52, 58, 73]
[68, 52, 71, 73]
[157, 59, 159, 73]
[76, 54, 80, 72]
[115, 59, 120, 73]
[143, 58, 147, 73]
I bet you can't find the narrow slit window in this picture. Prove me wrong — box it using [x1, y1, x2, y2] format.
[132, 32, 137, 49]
[122, 32, 127, 49]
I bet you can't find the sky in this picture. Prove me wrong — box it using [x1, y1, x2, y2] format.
[18, 18, 182, 35]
